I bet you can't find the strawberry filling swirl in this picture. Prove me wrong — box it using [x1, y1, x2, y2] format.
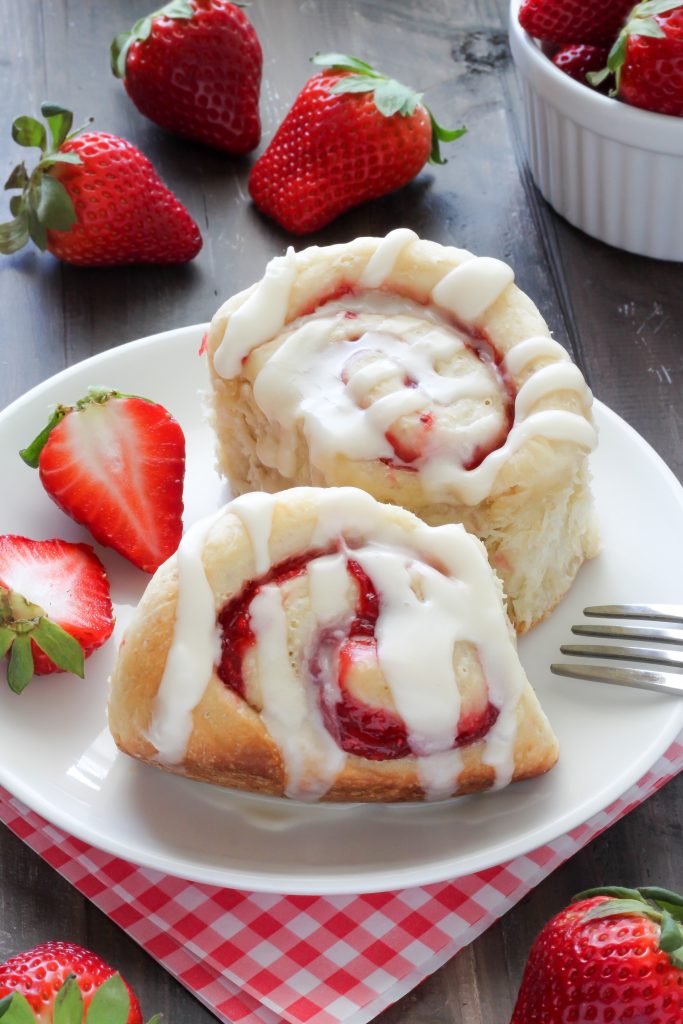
[217, 546, 499, 761]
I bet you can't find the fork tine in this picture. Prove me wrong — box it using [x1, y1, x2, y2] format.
[551, 663, 683, 696]
[584, 604, 683, 623]
[560, 643, 683, 669]
[571, 624, 683, 645]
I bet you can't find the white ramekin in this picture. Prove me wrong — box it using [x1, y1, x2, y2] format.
[509, 0, 683, 261]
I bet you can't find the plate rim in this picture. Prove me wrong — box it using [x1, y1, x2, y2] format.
[1, 324, 682, 895]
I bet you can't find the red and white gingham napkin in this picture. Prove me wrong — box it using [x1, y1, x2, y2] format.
[2, 735, 682, 1024]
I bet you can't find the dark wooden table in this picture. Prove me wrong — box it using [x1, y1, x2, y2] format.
[1, 1, 681, 1021]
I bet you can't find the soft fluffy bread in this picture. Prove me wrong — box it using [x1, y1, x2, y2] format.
[109, 487, 559, 803]
[206, 235, 598, 634]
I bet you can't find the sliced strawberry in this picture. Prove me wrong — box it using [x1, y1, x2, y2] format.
[0, 941, 160, 1023]
[21, 388, 185, 573]
[0, 536, 113, 690]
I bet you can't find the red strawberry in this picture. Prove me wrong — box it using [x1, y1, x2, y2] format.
[552, 43, 611, 85]
[510, 885, 683, 1023]
[0, 103, 202, 266]
[0, 941, 159, 1023]
[593, 0, 683, 116]
[20, 388, 185, 574]
[111, 0, 262, 154]
[0, 537, 114, 692]
[248, 53, 465, 235]
[519, 0, 634, 46]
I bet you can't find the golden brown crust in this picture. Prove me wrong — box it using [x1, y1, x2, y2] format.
[109, 490, 559, 803]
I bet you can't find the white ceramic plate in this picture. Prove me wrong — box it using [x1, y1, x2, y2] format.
[1, 325, 682, 895]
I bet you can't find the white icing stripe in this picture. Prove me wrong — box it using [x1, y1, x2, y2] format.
[146, 512, 222, 764]
[417, 749, 464, 802]
[250, 584, 346, 800]
[359, 228, 418, 288]
[230, 491, 274, 575]
[306, 553, 352, 623]
[503, 335, 570, 375]
[352, 549, 462, 757]
[431, 257, 515, 323]
[515, 363, 591, 420]
[214, 247, 297, 378]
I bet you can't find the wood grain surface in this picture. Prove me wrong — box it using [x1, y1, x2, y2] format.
[1, 1, 681, 1021]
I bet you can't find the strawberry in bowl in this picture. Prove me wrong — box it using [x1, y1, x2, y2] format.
[0, 941, 160, 1023]
[509, 0, 683, 260]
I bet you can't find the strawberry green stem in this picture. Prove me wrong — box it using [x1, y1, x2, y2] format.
[0, 584, 85, 692]
[0, 103, 93, 258]
[311, 53, 466, 165]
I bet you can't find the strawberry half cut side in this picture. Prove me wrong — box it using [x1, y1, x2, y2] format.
[20, 387, 186, 574]
[0, 535, 114, 691]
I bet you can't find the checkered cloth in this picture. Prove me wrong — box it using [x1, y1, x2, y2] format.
[2, 736, 681, 1024]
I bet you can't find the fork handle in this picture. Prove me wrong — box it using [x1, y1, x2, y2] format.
[551, 663, 683, 696]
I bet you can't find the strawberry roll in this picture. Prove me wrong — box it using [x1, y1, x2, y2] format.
[109, 488, 559, 802]
[206, 230, 598, 632]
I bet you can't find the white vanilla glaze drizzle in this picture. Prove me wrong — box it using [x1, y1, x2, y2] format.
[144, 487, 540, 799]
[145, 511, 223, 764]
[213, 234, 597, 505]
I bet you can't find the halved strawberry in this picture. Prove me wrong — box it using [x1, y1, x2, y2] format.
[21, 388, 185, 573]
[0, 536, 114, 692]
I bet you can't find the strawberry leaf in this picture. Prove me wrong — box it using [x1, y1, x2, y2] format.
[54, 975, 84, 1024]
[0, 626, 14, 658]
[146, 1016, 164, 1024]
[27, 204, 47, 252]
[643, 884, 683, 909]
[42, 153, 83, 167]
[582, 897, 661, 924]
[32, 617, 85, 677]
[658, 909, 683, 956]
[429, 114, 466, 165]
[12, 115, 47, 152]
[41, 103, 74, 150]
[4, 163, 29, 191]
[0, 992, 36, 1024]
[574, 886, 644, 902]
[0, 212, 29, 255]
[373, 78, 421, 117]
[35, 174, 78, 232]
[7, 633, 34, 693]
[20, 404, 69, 466]
[86, 974, 130, 1024]
[312, 53, 380, 76]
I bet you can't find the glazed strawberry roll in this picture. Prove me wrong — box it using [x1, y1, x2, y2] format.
[206, 231, 598, 633]
[109, 488, 558, 802]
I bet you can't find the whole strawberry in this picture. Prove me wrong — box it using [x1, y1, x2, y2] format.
[552, 43, 611, 86]
[248, 53, 465, 235]
[0, 941, 160, 1023]
[21, 387, 185, 573]
[518, 0, 634, 46]
[112, 0, 262, 154]
[0, 103, 202, 266]
[592, 0, 683, 116]
[0, 536, 114, 691]
[511, 885, 683, 1023]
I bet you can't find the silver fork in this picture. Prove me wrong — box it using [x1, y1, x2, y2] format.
[551, 604, 683, 696]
